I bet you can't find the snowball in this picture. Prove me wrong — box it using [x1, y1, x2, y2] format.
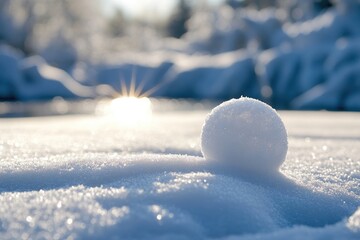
[201, 97, 288, 174]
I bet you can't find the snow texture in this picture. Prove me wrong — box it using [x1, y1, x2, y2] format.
[0, 100, 360, 239]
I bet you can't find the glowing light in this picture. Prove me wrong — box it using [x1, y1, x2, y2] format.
[105, 0, 177, 21]
[96, 67, 164, 126]
[109, 96, 152, 125]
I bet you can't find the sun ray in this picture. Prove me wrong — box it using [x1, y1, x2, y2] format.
[100, 65, 175, 125]
[129, 68, 136, 97]
[116, 65, 175, 99]
[137, 67, 173, 98]
[120, 78, 129, 97]
[134, 76, 147, 97]
[138, 79, 169, 98]
[134, 70, 158, 97]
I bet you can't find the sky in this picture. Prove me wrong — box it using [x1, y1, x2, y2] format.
[105, 0, 178, 19]
[104, 0, 225, 20]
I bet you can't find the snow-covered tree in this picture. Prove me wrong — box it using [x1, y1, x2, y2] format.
[0, 0, 106, 69]
[166, 0, 192, 38]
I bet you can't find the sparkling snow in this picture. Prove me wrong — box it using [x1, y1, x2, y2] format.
[0, 100, 360, 239]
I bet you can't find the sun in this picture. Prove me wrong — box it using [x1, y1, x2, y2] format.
[109, 96, 152, 124]
[96, 64, 172, 126]
[96, 69, 159, 126]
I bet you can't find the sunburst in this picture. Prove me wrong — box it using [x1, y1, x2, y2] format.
[101, 68, 167, 125]
[117, 68, 166, 99]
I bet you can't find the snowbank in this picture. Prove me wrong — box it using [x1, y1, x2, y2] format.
[0, 46, 102, 101]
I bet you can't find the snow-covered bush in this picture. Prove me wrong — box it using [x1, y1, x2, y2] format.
[184, 6, 284, 53]
[1, 0, 360, 111]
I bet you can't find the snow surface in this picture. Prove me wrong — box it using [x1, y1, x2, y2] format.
[1, 100, 360, 239]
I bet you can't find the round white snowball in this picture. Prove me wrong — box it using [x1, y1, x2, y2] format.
[201, 97, 288, 174]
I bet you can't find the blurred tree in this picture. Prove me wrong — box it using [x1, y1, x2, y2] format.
[0, 0, 36, 55]
[0, 0, 106, 69]
[225, 0, 245, 9]
[166, 0, 192, 38]
[237, 0, 277, 9]
[107, 8, 126, 37]
[314, 0, 334, 11]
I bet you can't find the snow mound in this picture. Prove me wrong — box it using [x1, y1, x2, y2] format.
[201, 97, 287, 174]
